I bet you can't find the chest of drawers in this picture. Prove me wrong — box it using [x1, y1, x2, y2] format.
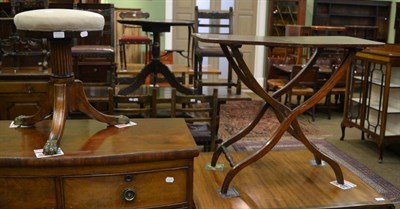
[0, 118, 199, 209]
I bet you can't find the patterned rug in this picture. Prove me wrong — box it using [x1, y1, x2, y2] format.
[219, 100, 331, 142]
[219, 100, 400, 203]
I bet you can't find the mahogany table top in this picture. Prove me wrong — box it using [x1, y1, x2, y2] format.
[193, 34, 384, 48]
[0, 118, 199, 167]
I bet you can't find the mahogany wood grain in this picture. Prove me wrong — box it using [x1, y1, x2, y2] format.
[0, 118, 199, 209]
[194, 151, 394, 209]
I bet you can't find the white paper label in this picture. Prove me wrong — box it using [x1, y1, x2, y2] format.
[114, 121, 136, 128]
[9, 121, 31, 128]
[165, 177, 174, 183]
[330, 180, 357, 190]
[80, 31, 88, 37]
[53, 32, 65, 38]
[128, 98, 139, 102]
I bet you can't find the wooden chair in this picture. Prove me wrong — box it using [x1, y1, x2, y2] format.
[325, 66, 347, 119]
[118, 10, 151, 70]
[276, 65, 319, 121]
[193, 6, 241, 95]
[108, 87, 157, 118]
[170, 88, 221, 151]
[265, 56, 292, 92]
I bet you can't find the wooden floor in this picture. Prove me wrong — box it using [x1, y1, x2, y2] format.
[194, 150, 394, 209]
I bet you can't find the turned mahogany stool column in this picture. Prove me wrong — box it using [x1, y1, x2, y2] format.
[12, 9, 129, 155]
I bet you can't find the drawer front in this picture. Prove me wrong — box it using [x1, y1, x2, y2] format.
[0, 177, 57, 209]
[75, 64, 111, 83]
[63, 168, 189, 208]
[0, 82, 48, 94]
[0, 82, 48, 120]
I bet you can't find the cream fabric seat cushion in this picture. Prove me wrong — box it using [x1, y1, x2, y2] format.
[14, 9, 104, 32]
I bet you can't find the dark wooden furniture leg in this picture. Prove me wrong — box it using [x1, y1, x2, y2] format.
[14, 38, 129, 155]
[211, 44, 351, 195]
[118, 31, 195, 95]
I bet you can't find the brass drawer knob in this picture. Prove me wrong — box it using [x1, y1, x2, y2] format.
[124, 174, 133, 182]
[122, 188, 136, 202]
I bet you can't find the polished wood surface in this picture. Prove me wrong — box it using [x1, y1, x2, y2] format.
[0, 118, 199, 209]
[194, 34, 382, 48]
[0, 118, 198, 165]
[117, 63, 221, 85]
[193, 34, 384, 195]
[194, 151, 394, 209]
[115, 85, 251, 104]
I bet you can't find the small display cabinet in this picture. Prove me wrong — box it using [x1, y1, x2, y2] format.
[267, 0, 306, 58]
[341, 44, 400, 162]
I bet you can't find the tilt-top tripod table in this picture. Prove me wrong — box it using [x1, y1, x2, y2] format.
[117, 19, 195, 95]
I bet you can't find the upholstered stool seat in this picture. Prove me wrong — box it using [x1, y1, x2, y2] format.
[13, 9, 128, 155]
[14, 9, 104, 33]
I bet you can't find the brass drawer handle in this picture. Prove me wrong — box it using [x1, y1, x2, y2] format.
[122, 188, 136, 202]
[27, 85, 32, 94]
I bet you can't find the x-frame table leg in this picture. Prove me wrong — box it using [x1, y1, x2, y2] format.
[211, 43, 353, 195]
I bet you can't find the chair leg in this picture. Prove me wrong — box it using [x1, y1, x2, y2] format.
[196, 55, 204, 92]
[326, 92, 332, 120]
[235, 79, 241, 95]
[227, 63, 233, 89]
[122, 43, 127, 70]
[193, 54, 199, 87]
[144, 43, 149, 64]
[119, 42, 124, 70]
[285, 93, 291, 108]
[198, 55, 203, 82]
[296, 95, 301, 106]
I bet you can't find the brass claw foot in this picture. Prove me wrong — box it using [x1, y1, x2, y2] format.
[43, 140, 59, 155]
[13, 115, 29, 126]
[117, 115, 130, 124]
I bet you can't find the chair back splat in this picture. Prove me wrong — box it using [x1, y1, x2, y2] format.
[170, 88, 221, 151]
[193, 6, 241, 95]
[108, 87, 157, 118]
[118, 10, 152, 70]
[275, 65, 319, 121]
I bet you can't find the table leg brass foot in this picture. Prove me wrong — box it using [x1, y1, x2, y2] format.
[43, 139, 59, 155]
[71, 80, 128, 125]
[218, 187, 240, 198]
[13, 104, 52, 126]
